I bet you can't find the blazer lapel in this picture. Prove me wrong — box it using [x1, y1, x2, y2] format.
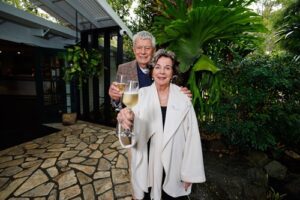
[130, 60, 138, 82]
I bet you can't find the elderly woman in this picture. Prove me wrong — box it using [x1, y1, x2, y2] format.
[118, 49, 205, 200]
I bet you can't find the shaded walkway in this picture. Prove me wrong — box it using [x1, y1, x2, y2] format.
[0, 121, 131, 199]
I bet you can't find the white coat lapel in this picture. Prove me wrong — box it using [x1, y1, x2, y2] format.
[162, 84, 190, 149]
[133, 84, 162, 166]
[151, 84, 164, 136]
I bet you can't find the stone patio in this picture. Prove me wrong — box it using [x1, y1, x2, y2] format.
[0, 121, 132, 200]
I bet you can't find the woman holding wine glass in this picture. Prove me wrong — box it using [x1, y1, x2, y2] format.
[117, 80, 139, 147]
[117, 49, 206, 200]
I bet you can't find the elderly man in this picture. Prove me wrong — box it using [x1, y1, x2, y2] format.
[108, 31, 190, 105]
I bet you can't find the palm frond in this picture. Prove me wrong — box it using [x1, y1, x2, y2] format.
[192, 0, 256, 8]
[154, 6, 266, 72]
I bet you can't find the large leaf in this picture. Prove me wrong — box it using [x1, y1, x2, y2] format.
[193, 55, 221, 74]
[168, 38, 203, 72]
[154, 5, 266, 72]
[155, 0, 189, 20]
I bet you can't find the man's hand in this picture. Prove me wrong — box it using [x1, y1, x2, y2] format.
[180, 86, 192, 100]
[109, 82, 122, 101]
[117, 108, 134, 130]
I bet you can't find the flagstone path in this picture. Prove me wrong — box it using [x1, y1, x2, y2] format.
[0, 121, 132, 200]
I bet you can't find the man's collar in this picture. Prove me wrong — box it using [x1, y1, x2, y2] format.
[136, 62, 149, 74]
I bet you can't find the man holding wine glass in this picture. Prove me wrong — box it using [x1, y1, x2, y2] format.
[114, 74, 127, 111]
[117, 49, 206, 200]
[108, 30, 192, 108]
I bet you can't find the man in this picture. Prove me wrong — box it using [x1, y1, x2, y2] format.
[109, 30, 191, 105]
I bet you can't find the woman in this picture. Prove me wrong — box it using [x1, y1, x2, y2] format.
[118, 49, 205, 200]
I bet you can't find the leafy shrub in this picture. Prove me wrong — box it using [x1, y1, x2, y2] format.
[202, 54, 300, 151]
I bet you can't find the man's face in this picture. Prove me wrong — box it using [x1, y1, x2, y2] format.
[133, 38, 155, 68]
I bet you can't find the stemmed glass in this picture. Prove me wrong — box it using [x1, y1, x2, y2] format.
[122, 80, 139, 111]
[115, 74, 127, 111]
[117, 80, 139, 147]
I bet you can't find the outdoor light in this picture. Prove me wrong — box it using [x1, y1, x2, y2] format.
[17, 51, 21, 55]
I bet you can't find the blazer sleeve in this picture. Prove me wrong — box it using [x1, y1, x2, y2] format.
[181, 106, 206, 183]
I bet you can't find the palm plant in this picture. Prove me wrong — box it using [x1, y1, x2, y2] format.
[152, 0, 267, 121]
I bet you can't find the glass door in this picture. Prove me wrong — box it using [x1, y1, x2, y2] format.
[40, 52, 66, 123]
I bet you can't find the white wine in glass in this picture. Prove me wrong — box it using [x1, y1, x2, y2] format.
[122, 92, 138, 108]
[118, 80, 139, 141]
[116, 82, 126, 93]
[122, 80, 139, 109]
[115, 74, 127, 111]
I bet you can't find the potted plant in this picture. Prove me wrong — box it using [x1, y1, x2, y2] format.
[62, 45, 102, 125]
[64, 45, 102, 85]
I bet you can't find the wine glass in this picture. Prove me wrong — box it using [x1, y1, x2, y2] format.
[117, 80, 139, 147]
[122, 80, 139, 110]
[115, 74, 127, 111]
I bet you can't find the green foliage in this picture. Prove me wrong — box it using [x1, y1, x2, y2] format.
[267, 186, 287, 199]
[275, 0, 300, 60]
[106, 0, 133, 23]
[131, 0, 156, 33]
[192, 0, 256, 7]
[153, 4, 266, 72]
[2, 0, 38, 13]
[188, 71, 222, 122]
[151, 0, 267, 124]
[2, 0, 56, 20]
[63, 46, 102, 85]
[203, 54, 300, 150]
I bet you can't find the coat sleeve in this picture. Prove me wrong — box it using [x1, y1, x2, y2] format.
[181, 106, 206, 183]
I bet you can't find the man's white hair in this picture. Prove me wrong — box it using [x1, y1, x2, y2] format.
[132, 31, 156, 48]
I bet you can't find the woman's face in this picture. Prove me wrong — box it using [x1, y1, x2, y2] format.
[152, 56, 173, 87]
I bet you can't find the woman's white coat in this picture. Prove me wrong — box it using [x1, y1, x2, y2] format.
[130, 83, 205, 200]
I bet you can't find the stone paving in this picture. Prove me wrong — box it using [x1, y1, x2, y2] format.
[0, 121, 132, 200]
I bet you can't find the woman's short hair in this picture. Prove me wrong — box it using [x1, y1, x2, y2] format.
[150, 49, 179, 76]
[132, 31, 156, 48]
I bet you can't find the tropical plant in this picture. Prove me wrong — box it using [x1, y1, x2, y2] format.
[152, 0, 267, 122]
[275, 0, 300, 60]
[202, 54, 300, 151]
[63, 45, 102, 85]
[107, 0, 133, 23]
[131, 0, 157, 33]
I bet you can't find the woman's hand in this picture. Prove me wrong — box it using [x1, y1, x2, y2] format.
[117, 108, 134, 130]
[183, 182, 192, 191]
